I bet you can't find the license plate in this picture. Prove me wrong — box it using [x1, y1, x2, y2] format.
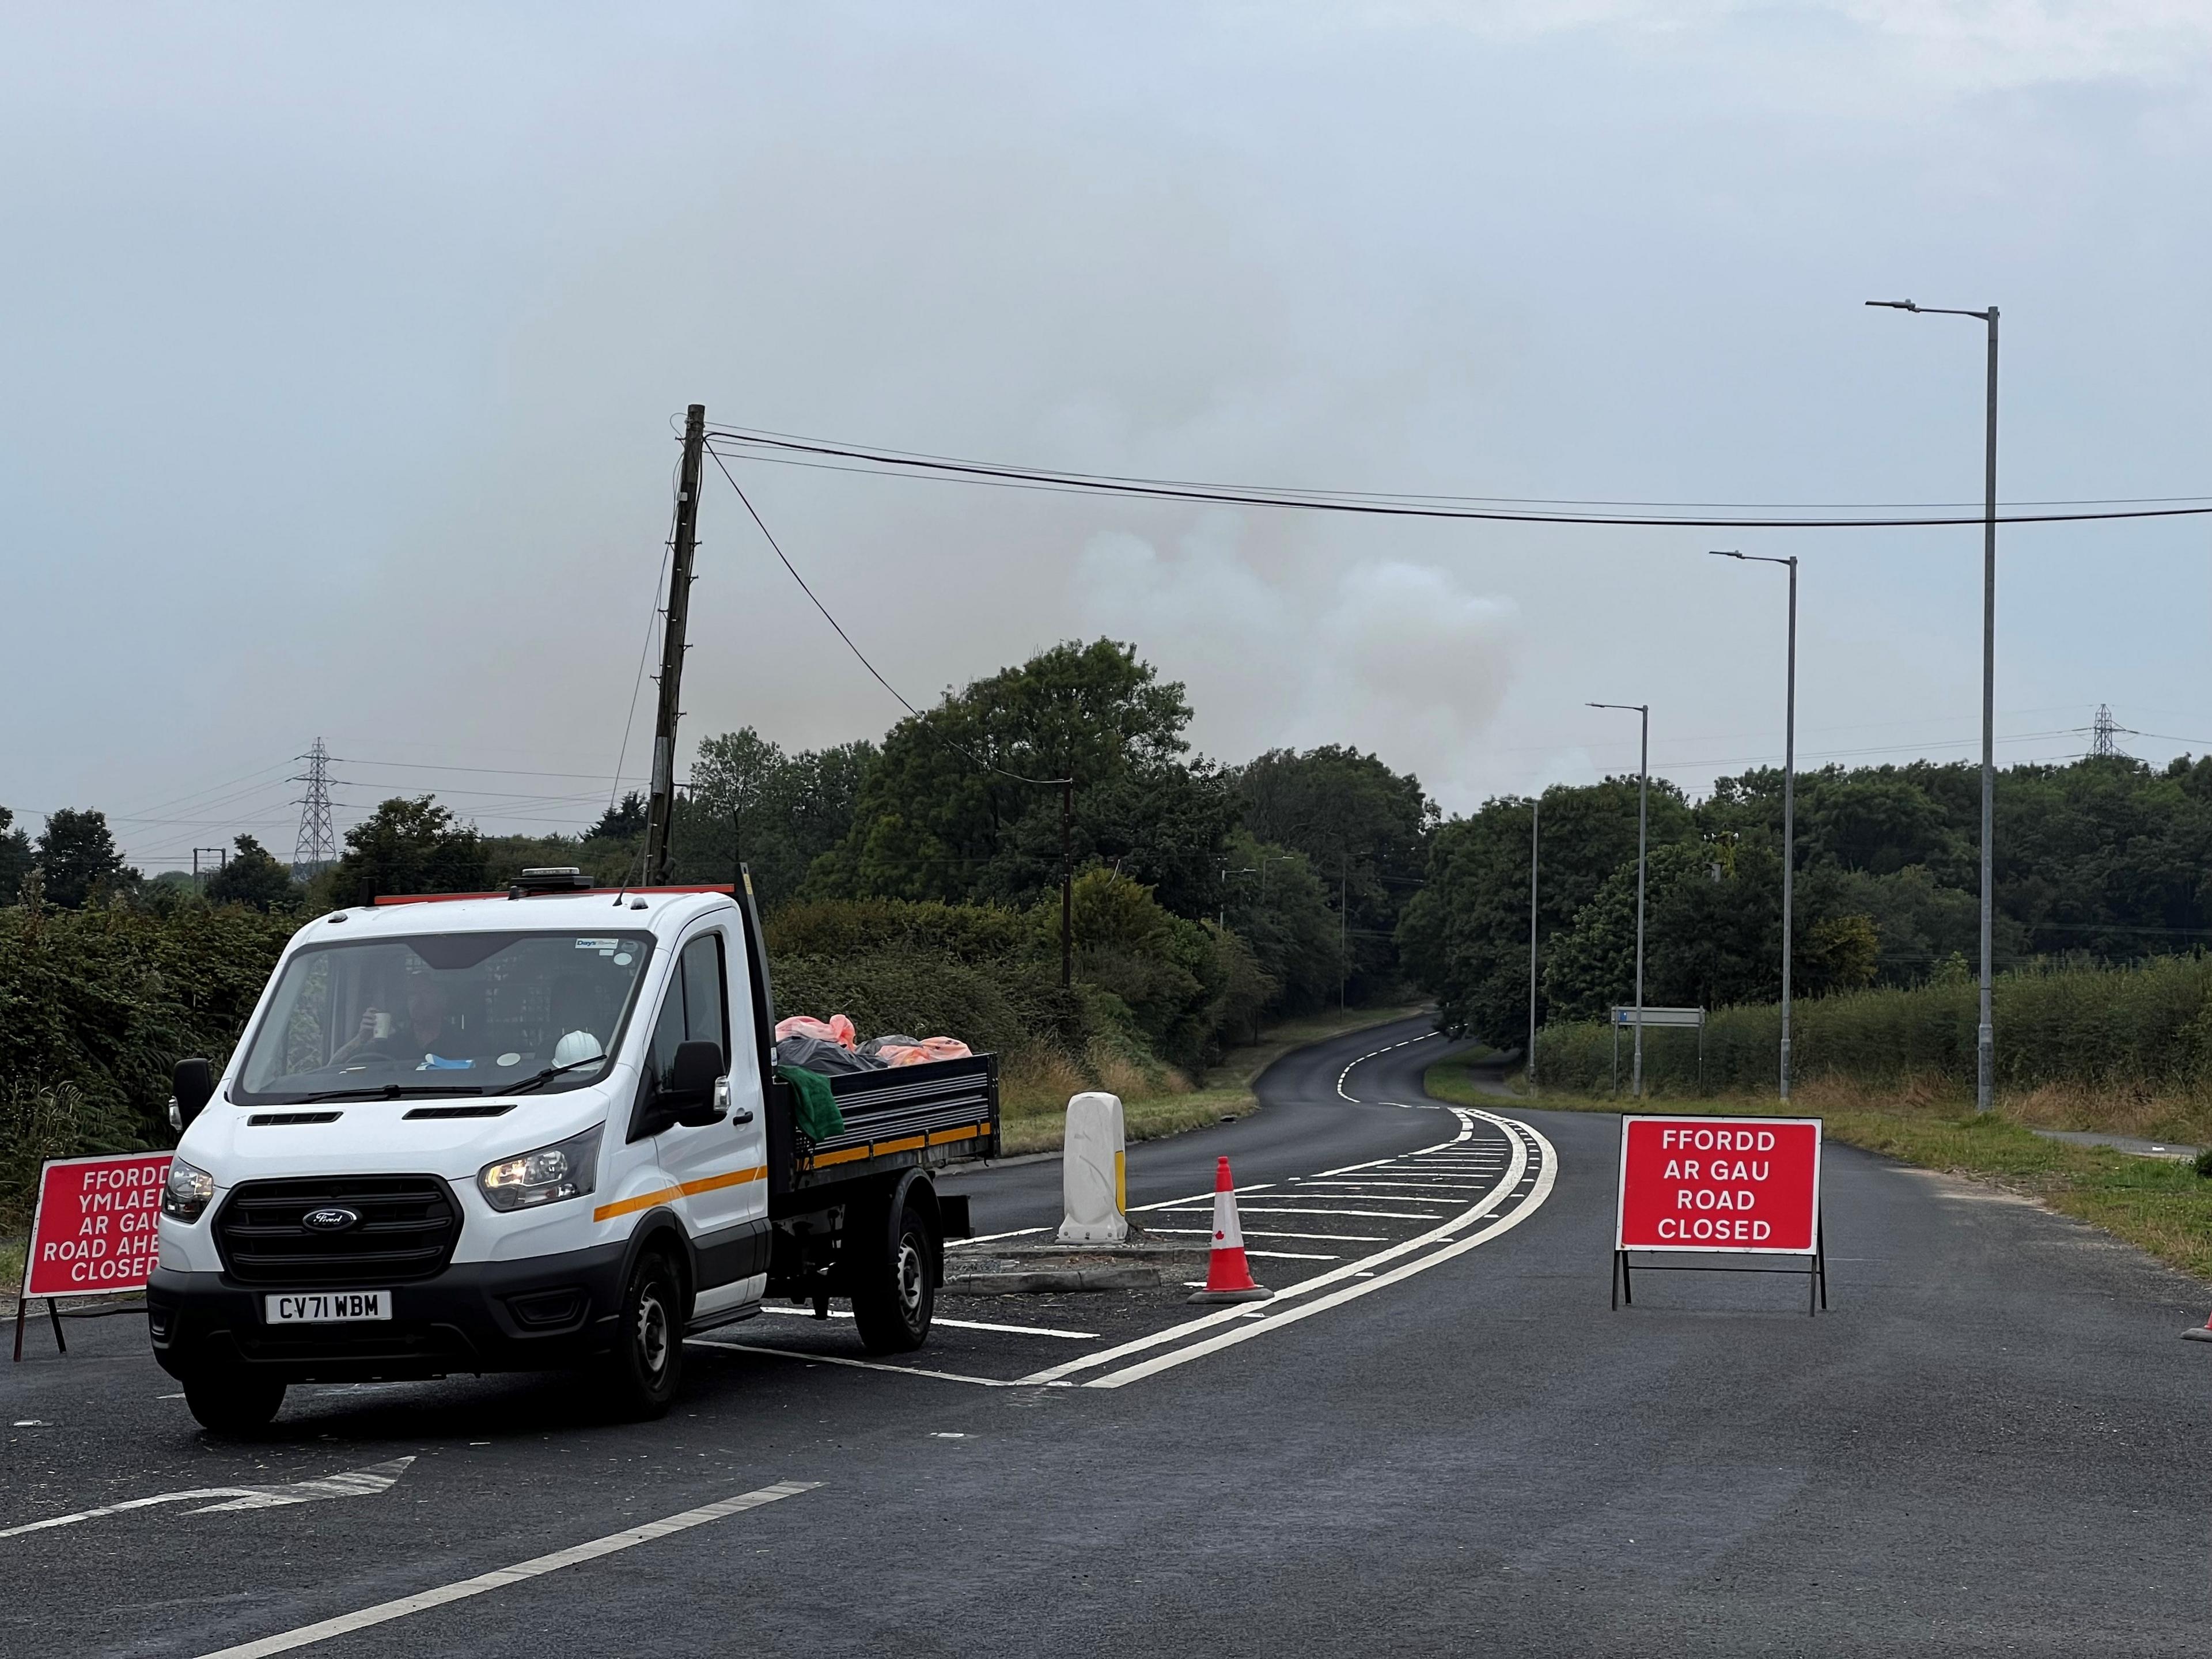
[263, 1291, 392, 1324]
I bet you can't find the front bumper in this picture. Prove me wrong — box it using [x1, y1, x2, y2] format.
[146, 1243, 628, 1382]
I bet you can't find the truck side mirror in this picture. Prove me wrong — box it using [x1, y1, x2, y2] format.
[661, 1040, 728, 1129]
[172, 1058, 214, 1131]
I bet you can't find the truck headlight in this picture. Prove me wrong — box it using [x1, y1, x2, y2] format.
[479, 1125, 602, 1212]
[162, 1158, 215, 1222]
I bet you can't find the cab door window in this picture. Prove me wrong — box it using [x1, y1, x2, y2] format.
[646, 932, 728, 1091]
[680, 934, 728, 1060]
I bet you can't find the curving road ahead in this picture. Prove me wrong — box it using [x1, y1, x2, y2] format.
[2, 1014, 2208, 1657]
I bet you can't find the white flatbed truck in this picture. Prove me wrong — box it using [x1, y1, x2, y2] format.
[148, 869, 998, 1433]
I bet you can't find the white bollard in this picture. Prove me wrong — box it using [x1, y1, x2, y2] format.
[1057, 1091, 1128, 1244]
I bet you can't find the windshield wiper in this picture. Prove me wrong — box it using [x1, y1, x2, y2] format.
[507, 1056, 608, 1095]
[290, 1082, 488, 1104]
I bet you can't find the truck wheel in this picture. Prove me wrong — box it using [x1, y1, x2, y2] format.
[601, 1249, 683, 1419]
[181, 1366, 286, 1437]
[851, 1188, 935, 1355]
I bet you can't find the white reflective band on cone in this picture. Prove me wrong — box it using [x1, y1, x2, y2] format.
[1212, 1187, 1244, 1250]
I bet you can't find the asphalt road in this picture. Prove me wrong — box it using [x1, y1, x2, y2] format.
[5, 1017, 2210, 1657]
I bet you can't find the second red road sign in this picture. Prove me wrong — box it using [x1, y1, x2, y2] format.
[1613, 1115, 1826, 1313]
[1616, 1115, 1821, 1252]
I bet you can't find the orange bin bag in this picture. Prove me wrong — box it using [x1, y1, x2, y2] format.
[875, 1044, 926, 1067]
[775, 1016, 842, 1045]
[827, 1014, 858, 1049]
[885, 1036, 972, 1065]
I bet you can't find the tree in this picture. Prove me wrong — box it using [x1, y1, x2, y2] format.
[35, 809, 138, 908]
[681, 729, 876, 908]
[204, 835, 301, 912]
[820, 639, 1218, 916]
[0, 808, 31, 903]
[1063, 868, 1228, 1067]
[1216, 830, 1343, 1017]
[323, 798, 487, 907]
[589, 792, 648, 842]
[1398, 778, 1697, 1042]
[1233, 747, 1436, 1002]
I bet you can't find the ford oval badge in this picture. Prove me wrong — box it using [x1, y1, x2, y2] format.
[302, 1206, 361, 1232]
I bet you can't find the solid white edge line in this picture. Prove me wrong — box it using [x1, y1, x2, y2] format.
[1017, 1108, 1513, 1385]
[1084, 1120, 1559, 1388]
[752, 1309, 1097, 1339]
[191, 1481, 818, 1659]
[691, 1339, 1047, 1388]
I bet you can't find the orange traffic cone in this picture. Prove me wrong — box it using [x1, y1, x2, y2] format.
[1188, 1156, 1272, 1305]
[2184, 1308, 2212, 1343]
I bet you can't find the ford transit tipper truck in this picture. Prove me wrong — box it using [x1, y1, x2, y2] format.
[147, 868, 997, 1434]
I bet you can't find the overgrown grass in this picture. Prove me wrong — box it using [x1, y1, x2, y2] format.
[996, 1003, 1429, 1156]
[1430, 1058, 2212, 1285]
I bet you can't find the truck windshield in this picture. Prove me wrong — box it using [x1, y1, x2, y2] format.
[233, 930, 656, 1104]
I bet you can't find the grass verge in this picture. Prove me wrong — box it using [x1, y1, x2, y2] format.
[995, 1003, 1429, 1156]
[1426, 1059, 2212, 1285]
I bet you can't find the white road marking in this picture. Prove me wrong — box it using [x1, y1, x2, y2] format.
[754, 1308, 1097, 1339]
[1294, 1176, 1495, 1187]
[1127, 1181, 1278, 1214]
[190, 1480, 816, 1658]
[1, 1457, 415, 1540]
[1245, 1250, 1338, 1260]
[1020, 1109, 1529, 1386]
[690, 1339, 1058, 1388]
[1149, 1206, 1453, 1221]
[1335, 1032, 1441, 1103]
[1085, 1122, 1559, 1388]
[956, 1226, 1050, 1245]
[918, 1316, 1100, 1340]
[1146, 1228, 1387, 1243]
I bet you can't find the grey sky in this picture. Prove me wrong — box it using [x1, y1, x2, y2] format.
[6, 3, 2210, 870]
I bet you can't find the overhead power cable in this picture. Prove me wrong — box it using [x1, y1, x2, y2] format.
[704, 446, 1069, 789]
[704, 426, 2212, 531]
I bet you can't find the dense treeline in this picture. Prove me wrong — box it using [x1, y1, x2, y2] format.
[20, 636, 2207, 1214]
[1402, 752, 2212, 1048]
[1, 640, 1433, 1219]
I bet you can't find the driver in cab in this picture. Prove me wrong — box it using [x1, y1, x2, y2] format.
[332, 982, 467, 1070]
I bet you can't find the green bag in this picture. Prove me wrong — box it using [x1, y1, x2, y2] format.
[775, 1063, 846, 1141]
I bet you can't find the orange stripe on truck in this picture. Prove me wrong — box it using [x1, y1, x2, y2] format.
[592, 1165, 767, 1222]
[797, 1123, 988, 1171]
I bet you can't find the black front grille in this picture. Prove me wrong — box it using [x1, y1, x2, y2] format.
[215, 1176, 461, 1286]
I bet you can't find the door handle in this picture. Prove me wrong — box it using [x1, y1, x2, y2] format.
[732, 1108, 756, 1125]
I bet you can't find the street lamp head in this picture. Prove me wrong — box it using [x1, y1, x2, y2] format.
[1866, 298, 1919, 312]
[1710, 549, 1744, 559]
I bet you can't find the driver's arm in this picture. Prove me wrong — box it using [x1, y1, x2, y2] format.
[331, 1009, 384, 1065]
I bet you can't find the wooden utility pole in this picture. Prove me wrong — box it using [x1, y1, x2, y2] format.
[643, 404, 707, 884]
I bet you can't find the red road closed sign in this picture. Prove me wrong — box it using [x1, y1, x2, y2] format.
[21, 1152, 172, 1300]
[1615, 1115, 1820, 1253]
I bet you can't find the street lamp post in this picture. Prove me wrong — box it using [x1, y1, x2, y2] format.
[1868, 297, 1999, 1113]
[1589, 702, 1650, 1097]
[1713, 550, 1798, 1102]
[1528, 794, 1540, 1096]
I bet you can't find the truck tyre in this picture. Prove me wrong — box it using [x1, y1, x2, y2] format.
[180, 1366, 286, 1437]
[851, 1186, 936, 1354]
[601, 1248, 683, 1419]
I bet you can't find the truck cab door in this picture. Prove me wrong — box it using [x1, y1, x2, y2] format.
[643, 925, 769, 1317]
